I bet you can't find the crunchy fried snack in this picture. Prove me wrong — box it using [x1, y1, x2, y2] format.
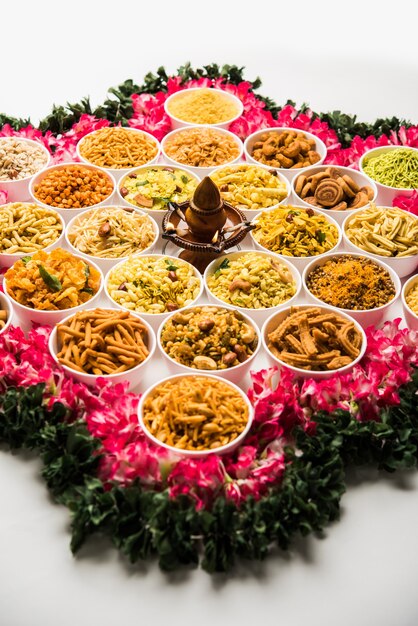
[56, 309, 149, 375]
[267, 306, 363, 371]
[5, 248, 101, 310]
[141, 376, 249, 451]
[294, 167, 374, 210]
[252, 206, 339, 257]
[78, 127, 158, 169]
[160, 306, 258, 370]
[67, 206, 156, 258]
[344, 204, 418, 257]
[33, 165, 114, 209]
[210, 163, 288, 210]
[163, 127, 241, 168]
[406, 282, 418, 315]
[0, 203, 63, 254]
[166, 89, 240, 125]
[250, 130, 321, 169]
[0, 307, 7, 331]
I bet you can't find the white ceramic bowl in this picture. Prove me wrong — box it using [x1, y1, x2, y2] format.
[302, 252, 401, 328]
[4, 255, 104, 327]
[0, 203, 65, 269]
[161, 125, 244, 178]
[0, 291, 14, 336]
[116, 163, 201, 226]
[290, 165, 378, 225]
[164, 87, 244, 130]
[29, 162, 116, 225]
[243, 127, 327, 182]
[209, 162, 291, 219]
[48, 308, 156, 391]
[104, 254, 204, 331]
[359, 146, 418, 206]
[0, 137, 51, 202]
[261, 304, 367, 380]
[250, 205, 342, 272]
[65, 205, 159, 274]
[402, 273, 418, 332]
[342, 206, 418, 278]
[156, 304, 261, 384]
[204, 249, 302, 328]
[76, 127, 161, 182]
[138, 372, 254, 458]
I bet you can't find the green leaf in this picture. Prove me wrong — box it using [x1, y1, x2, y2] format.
[38, 265, 62, 292]
[21, 256, 32, 265]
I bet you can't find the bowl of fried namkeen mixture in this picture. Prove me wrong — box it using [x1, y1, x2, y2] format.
[49, 308, 156, 390]
[138, 373, 253, 456]
[76, 127, 160, 181]
[4, 248, 103, 325]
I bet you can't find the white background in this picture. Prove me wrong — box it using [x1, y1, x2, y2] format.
[1, 2, 418, 625]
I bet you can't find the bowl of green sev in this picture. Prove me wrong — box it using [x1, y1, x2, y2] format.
[359, 146, 418, 206]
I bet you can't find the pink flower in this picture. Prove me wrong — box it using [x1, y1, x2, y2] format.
[393, 191, 418, 216]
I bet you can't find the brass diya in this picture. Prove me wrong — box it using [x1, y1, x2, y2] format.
[162, 177, 255, 273]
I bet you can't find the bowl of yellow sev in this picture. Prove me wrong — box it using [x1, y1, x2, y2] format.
[164, 87, 244, 130]
[359, 146, 418, 207]
[76, 127, 160, 182]
[138, 373, 253, 457]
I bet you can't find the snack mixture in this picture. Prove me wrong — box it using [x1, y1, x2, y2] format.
[210, 164, 288, 210]
[166, 89, 240, 125]
[206, 252, 296, 309]
[56, 309, 150, 375]
[163, 127, 241, 168]
[252, 206, 339, 257]
[33, 165, 114, 209]
[0, 138, 48, 181]
[362, 148, 418, 189]
[249, 130, 321, 169]
[5, 248, 101, 310]
[120, 166, 198, 210]
[267, 306, 363, 371]
[294, 167, 375, 210]
[141, 376, 249, 450]
[344, 205, 418, 257]
[305, 255, 396, 310]
[0, 203, 63, 254]
[0, 306, 7, 331]
[67, 206, 156, 258]
[160, 306, 258, 369]
[78, 127, 158, 169]
[107, 256, 201, 314]
[405, 282, 418, 315]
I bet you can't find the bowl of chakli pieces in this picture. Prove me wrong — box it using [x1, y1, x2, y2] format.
[262, 304, 367, 379]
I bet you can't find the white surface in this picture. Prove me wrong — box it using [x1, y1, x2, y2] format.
[1, 2, 418, 625]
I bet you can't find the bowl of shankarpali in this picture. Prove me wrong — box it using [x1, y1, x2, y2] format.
[138, 373, 253, 457]
[76, 127, 160, 182]
[65, 205, 159, 272]
[342, 204, 418, 277]
[262, 304, 367, 380]
[48, 307, 156, 390]
[164, 87, 244, 130]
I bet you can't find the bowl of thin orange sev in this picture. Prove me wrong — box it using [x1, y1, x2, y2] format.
[138, 373, 253, 457]
[76, 127, 160, 182]
[49, 307, 156, 390]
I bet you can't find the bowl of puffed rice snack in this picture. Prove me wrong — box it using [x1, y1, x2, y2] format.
[0, 137, 51, 202]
